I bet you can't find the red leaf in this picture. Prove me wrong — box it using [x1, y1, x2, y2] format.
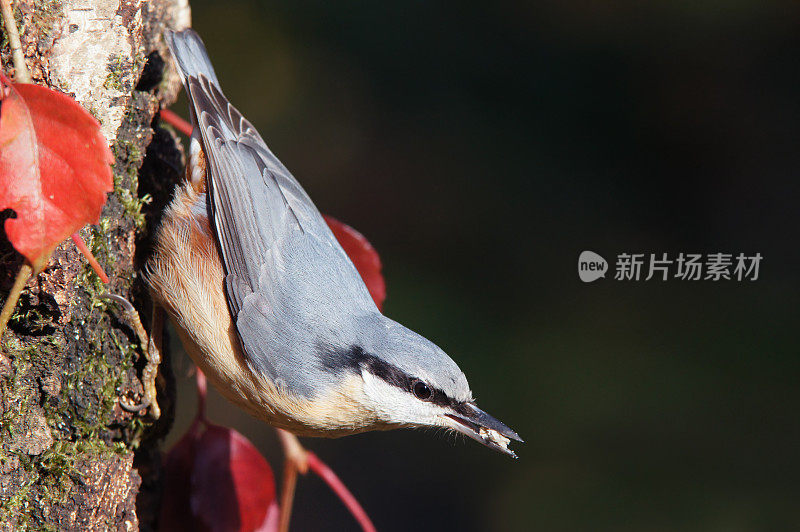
[192, 425, 276, 532]
[0, 74, 113, 271]
[324, 215, 386, 311]
[160, 422, 276, 532]
[159, 425, 201, 532]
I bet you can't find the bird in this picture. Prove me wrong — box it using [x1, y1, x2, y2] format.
[146, 28, 521, 457]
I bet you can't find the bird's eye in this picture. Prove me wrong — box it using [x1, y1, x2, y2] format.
[412, 380, 433, 401]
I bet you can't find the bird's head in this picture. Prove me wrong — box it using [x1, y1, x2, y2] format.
[325, 315, 522, 457]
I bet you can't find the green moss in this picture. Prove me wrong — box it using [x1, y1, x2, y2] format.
[1, 298, 141, 526]
[112, 139, 152, 229]
[61, 308, 130, 421]
[116, 184, 151, 230]
[104, 55, 130, 92]
[0, 346, 36, 442]
[0, 340, 58, 529]
[0, 256, 145, 527]
[29, 0, 64, 42]
[7, 295, 58, 335]
[53, 275, 146, 444]
[1, 439, 132, 527]
[104, 51, 146, 94]
[0, 453, 36, 528]
[112, 138, 142, 164]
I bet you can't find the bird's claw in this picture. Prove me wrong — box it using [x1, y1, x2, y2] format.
[119, 395, 150, 413]
[101, 294, 162, 419]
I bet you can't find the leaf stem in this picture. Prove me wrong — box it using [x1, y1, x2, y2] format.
[71, 233, 109, 283]
[277, 428, 307, 532]
[275, 429, 374, 532]
[0, 0, 31, 83]
[278, 458, 298, 532]
[160, 109, 193, 136]
[0, 263, 32, 340]
[195, 366, 208, 422]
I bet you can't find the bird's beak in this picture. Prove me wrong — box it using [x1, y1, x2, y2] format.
[443, 403, 523, 458]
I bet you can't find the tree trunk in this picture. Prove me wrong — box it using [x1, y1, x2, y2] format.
[0, 0, 189, 529]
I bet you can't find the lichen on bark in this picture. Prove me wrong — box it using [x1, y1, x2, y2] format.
[0, 0, 189, 529]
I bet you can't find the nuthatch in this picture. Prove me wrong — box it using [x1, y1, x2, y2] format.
[146, 29, 521, 457]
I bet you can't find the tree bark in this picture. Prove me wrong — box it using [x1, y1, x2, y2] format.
[0, 0, 189, 529]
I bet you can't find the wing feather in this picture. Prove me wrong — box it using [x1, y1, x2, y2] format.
[170, 40, 347, 306]
[166, 30, 376, 393]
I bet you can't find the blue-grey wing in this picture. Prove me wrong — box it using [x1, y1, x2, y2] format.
[187, 75, 349, 307]
[166, 30, 376, 389]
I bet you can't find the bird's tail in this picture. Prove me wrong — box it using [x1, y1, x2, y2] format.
[165, 29, 221, 90]
[164, 29, 228, 190]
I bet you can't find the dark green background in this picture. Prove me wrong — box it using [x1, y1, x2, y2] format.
[166, 2, 800, 530]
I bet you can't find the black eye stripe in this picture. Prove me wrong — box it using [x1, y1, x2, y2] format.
[324, 345, 462, 410]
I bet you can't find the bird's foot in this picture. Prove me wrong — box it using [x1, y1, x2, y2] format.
[102, 294, 162, 419]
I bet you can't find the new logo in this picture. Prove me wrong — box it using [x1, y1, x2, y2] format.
[578, 251, 608, 282]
